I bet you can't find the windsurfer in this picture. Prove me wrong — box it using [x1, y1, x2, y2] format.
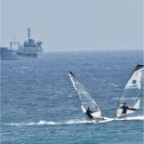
[86, 107, 96, 120]
[119, 102, 136, 118]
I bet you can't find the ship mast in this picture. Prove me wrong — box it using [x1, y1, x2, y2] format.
[28, 28, 31, 40]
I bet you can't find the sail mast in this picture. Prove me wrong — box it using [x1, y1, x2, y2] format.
[28, 28, 31, 40]
[69, 71, 103, 119]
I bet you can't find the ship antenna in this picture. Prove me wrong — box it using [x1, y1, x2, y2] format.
[28, 28, 30, 40]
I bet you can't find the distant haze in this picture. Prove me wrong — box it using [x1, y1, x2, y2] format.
[1, 0, 143, 51]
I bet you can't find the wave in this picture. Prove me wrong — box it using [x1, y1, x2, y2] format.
[4, 119, 92, 126]
[4, 115, 144, 126]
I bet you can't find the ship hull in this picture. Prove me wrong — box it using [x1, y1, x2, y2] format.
[17, 53, 39, 58]
[0, 47, 18, 60]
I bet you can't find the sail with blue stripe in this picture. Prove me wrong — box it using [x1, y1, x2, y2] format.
[116, 65, 144, 117]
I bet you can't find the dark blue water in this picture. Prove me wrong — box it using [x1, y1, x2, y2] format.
[1, 50, 144, 144]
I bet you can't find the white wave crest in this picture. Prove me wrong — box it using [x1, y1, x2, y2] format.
[4, 119, 92, 126]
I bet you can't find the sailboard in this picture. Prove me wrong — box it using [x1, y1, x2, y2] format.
[68, 71, 113, 123]
[116, 65, 144, 119]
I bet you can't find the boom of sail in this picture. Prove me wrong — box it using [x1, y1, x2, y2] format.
[116, 65, 144, 117]
[68, 71, 103, 119]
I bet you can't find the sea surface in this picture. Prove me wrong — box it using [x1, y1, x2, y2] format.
[1, 50, 144, 144]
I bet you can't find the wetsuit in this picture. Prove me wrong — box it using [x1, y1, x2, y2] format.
[86, 109, 94, 119]
[121, 105, 136, 114]
[121, 105, 129, 114]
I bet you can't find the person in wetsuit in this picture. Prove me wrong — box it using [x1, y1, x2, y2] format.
[120, 102, 136, 118]
[86, 107, 95, 120]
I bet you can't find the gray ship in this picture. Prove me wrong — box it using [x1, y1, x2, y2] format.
[17, 28, 43, 58]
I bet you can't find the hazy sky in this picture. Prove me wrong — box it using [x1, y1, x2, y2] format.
[1, 0, 143, 51]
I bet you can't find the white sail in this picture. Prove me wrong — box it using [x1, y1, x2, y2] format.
[116, 65, 144, 117]
[68, 72, 103, 119]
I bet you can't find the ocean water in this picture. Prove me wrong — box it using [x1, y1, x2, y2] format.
[1, 50, 144, 144]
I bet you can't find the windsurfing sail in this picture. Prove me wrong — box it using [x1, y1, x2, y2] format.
[116, 65, 144, 117]
[68, 71, 103, 120]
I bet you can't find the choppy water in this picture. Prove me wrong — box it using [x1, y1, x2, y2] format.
[1, 50, 144, 144]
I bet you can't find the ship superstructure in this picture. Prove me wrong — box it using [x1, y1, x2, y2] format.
[17, 28, 43, 58]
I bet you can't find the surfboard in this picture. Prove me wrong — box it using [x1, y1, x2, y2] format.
[92, 117, 114, 123]
[115, 115, 144, 121]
